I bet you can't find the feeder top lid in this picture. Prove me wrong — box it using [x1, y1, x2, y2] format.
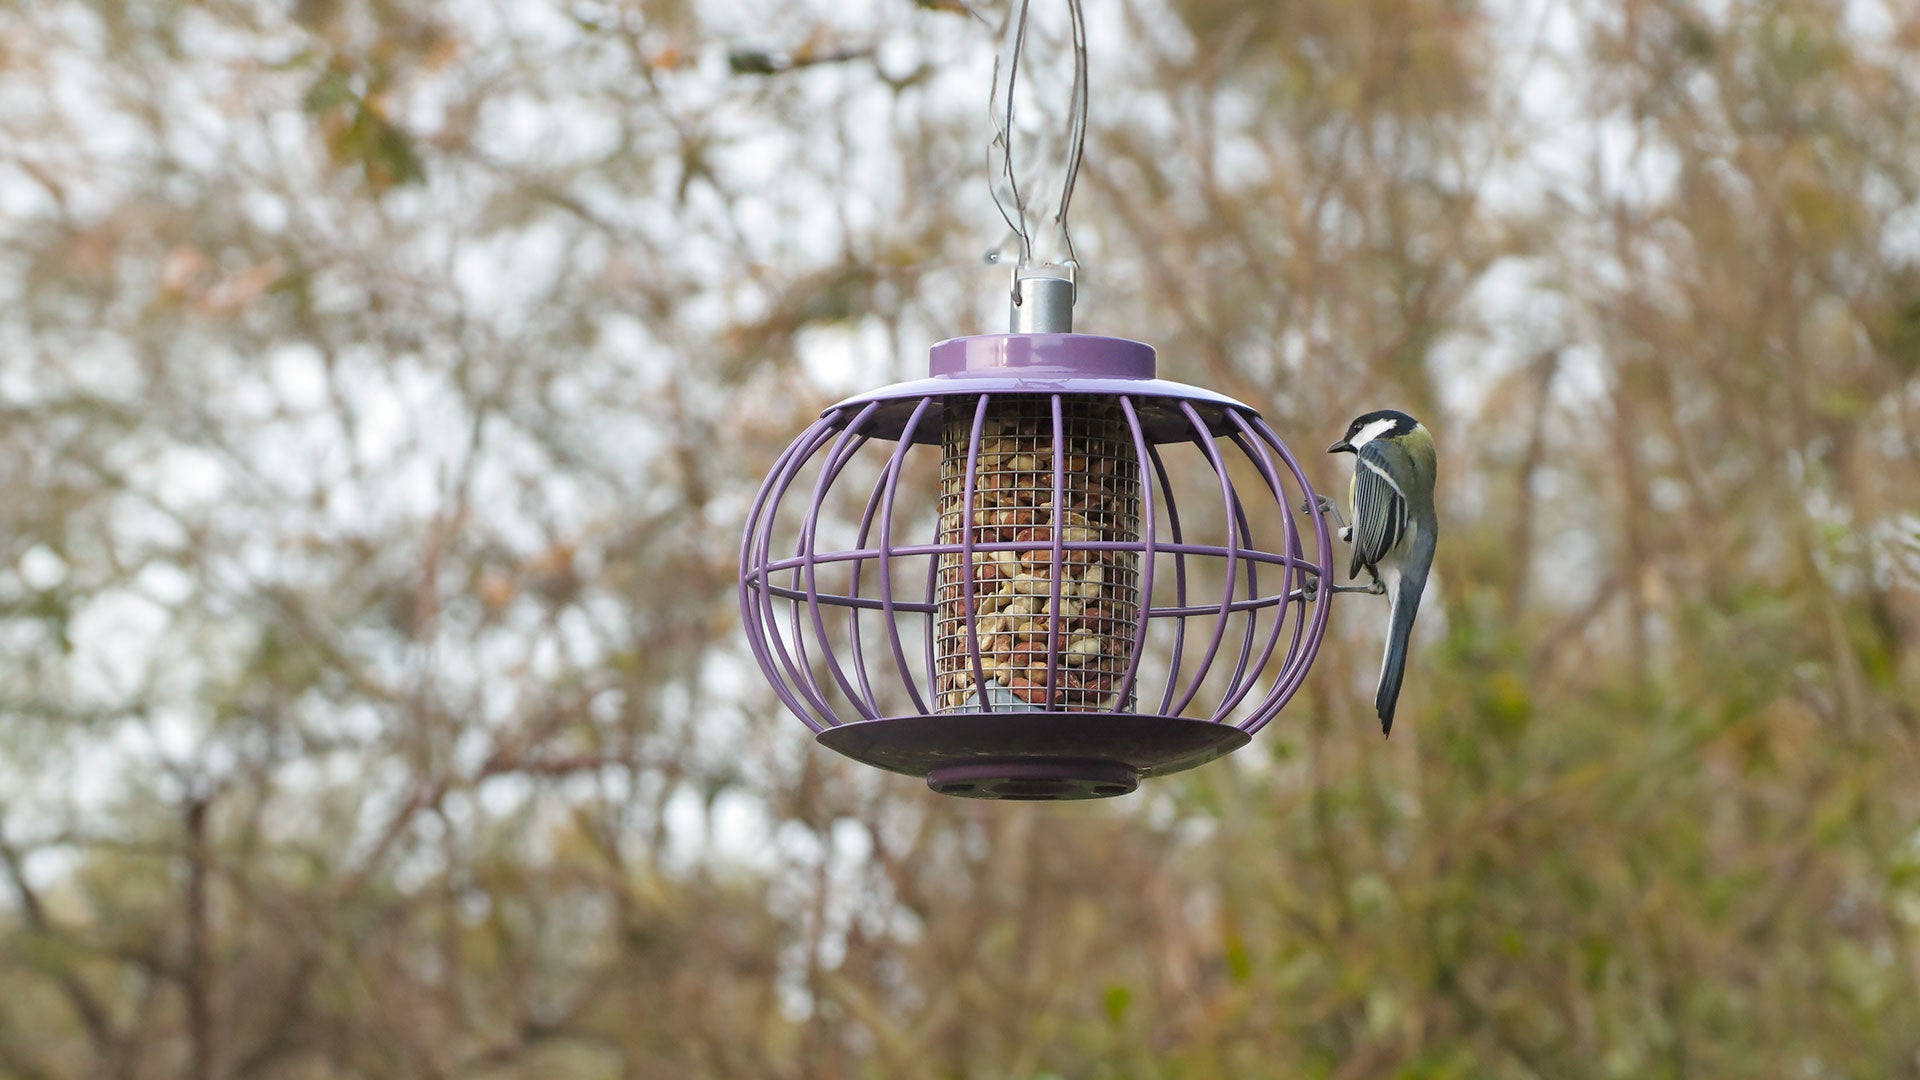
[822, 333, 1258, 444]
[928, 333, 1155, 379]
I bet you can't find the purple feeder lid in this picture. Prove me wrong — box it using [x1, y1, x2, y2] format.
[827, 333, 1258, 443]
[929, 333, 1157, 378]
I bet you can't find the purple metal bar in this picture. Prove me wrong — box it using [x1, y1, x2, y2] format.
[957, 395, 994, 712]
[1111, 396, 1155, 717]
[1167, 401, 1239, 719]
[922, 475, 941, 711]
[1243, 418, 1333, 733]
[844, 445, 892, 714]
[875, 398, 934, 716]
[1272, 436, 1332, 713]
[757, 417, 847, 729]
[759, 581, 1290, 618]
[1207, 442, 1265, 721]
[799, 403, 883, 721]
[749, 427, 1322, 708]
[1220, 418, 1299, 721]
[1143, 440, 1189, 716]
[1225, 427, 1310, 731]
[740, 420, 828, 729]
[760, 586, 934, 613]
[841, 400, 933, 716]
[759, 539, 1304, 572]
[750, 415, 847, 731]
[1043, 394, 1066, 709]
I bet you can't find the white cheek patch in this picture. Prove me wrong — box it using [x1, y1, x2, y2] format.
[1349, 418, 1396, 449]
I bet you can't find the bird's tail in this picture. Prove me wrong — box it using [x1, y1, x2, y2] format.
[1376, 567, 1426, 736]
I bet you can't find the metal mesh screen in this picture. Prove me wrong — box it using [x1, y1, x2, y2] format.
[933, 395, 1143, 712]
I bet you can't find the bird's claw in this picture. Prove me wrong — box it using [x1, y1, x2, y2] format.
[1299, 494, 1349, 531]
[1303, 578, 1389, 600]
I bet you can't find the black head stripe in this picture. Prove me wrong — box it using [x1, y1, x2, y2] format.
[1346, 409, 1420, 438]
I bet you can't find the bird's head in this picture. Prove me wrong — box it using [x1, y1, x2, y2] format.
[1329, 409, 1421, 454]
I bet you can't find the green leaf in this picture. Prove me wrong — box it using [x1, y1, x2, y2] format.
[303, 68, 354, 114]
[1224, 930, 1252, 983]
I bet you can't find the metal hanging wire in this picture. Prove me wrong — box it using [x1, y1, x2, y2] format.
[988, 0, 1088, 291]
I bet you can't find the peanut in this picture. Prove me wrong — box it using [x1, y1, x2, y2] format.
[1010, 572, 1051, 595]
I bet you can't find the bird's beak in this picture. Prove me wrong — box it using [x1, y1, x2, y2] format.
[1327, 438, 1352, 454]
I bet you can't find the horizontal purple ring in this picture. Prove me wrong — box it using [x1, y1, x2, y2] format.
[747, 579, 1309, 617]
[752, 541, 1323, 576]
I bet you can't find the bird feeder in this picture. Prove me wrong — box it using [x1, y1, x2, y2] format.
[736, 2, 1334, 799]
[740, 275, 1334, 799]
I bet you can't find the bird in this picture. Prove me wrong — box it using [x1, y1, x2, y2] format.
[1326, 409, 1438, 736]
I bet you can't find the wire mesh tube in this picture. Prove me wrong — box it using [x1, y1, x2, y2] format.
[935, 395, 1142, 712]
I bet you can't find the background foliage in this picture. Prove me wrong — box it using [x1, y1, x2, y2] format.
[3, 0, 1919, 1076]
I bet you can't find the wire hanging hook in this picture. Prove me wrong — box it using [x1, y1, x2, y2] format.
[988, 0, 1088, 301]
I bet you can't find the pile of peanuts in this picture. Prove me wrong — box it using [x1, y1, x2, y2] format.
[934, 396, 1142, 713]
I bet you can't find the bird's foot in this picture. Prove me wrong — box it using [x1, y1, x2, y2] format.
[1304, 578, 1388, 600]
[1299, 494, 1349, 531]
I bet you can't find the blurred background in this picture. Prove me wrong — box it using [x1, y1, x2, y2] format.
[3, 0, 1920, 1076]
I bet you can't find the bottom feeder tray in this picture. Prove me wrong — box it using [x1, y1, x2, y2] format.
[814, 712, 1251, 800]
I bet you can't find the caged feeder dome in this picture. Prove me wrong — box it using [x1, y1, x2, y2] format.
[739, 323, 1335, 800]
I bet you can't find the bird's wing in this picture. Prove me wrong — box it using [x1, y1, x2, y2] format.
[1349, 440, 1410, 578]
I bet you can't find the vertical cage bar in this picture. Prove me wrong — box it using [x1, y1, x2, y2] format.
[751, 415, 851, 731]
[800, 404, 882, 721]
[1168, 401, 1239, 718]
[1111, 396, 1157, 714]
[1243, 418, 1335, 733]
[1220, 418, 1299, 721]
[1144, 441, 1189, 716]
[873, 398, 934, 717]
[1042, 395, 1067, 707]
[741, 415, 840, 731]
[957, 395, 995, 711]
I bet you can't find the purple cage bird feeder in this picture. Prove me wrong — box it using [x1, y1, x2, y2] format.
[740, 274, 1335, 801]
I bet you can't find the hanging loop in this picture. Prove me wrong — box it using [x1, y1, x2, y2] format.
[988, 0, 1088, 305]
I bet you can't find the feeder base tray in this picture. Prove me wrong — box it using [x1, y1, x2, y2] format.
[926, 760, 1136, 800]
[814, 712, 1251, 801]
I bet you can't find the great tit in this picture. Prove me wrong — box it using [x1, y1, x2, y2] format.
[1327, 409, 1438, 736]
